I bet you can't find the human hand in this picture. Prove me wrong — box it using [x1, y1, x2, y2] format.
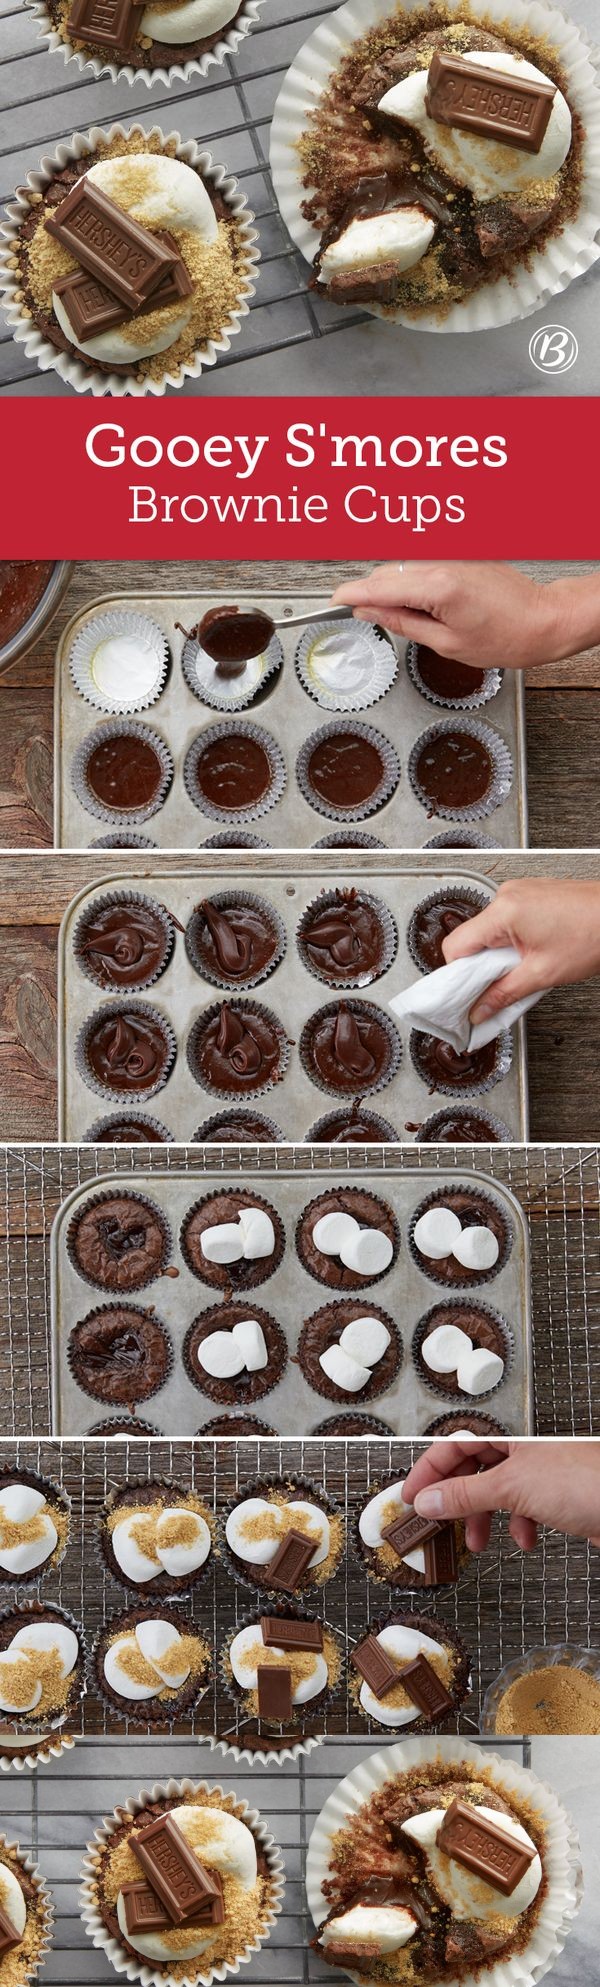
[332, 563, 572, 669]
[441, 878, 600, 1026]
[402, 1439, 600, 1554]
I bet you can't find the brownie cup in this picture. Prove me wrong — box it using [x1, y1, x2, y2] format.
[74, 893, 174, 992]
[409, 1186, 511, 1288]
[193, 1109, 283, 1143]
[86, 1114, 171, 1144]
[301, 999, 400, 1097]
[181, 1190, 284, 1293]
[297, 889, 396, 989]
[0, 1599, 85, 1729]
[223, 1603, 343, 1736]
[350, 1609, 470, 1731]
[410, 1029, 509, 1096]
[298, 721, 398, 819]
[100, 1482, 214, 1598]
[78, 1003, 175, 1101]
[68, 1303, 172, 1407]
[94, 1604, 211, 1729]
[185, 721, 285, 820]
[296, 1188, 399, 1291]
[298, 1301, 401, 1404]
[88, 1417, 160, 1436]
[67, 1191, 172, 1292]
[202, 1413, 277, 1435]
[311, 1412, 396, 1436]
[356, 1476, 468, 1591]
[185, 892, 285, 990]
[222, 1475, 344, 1595]
[407, 887, 489, 974]
[76, 723, 171, 818]
[48, 0, 248, 73]
[410, 725, 496, 815]
[0, 1468, 70, 1587]
[416, 1106, 513, 1143]
[425, 1411, 509, 1436]
[183, 1302, 287, 1404]
[414, 1299, 511, 1400]
[188, 999, 289, 1098]
[306, 1106, 400, 1144]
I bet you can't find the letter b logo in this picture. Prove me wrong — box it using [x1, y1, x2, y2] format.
[529, 325, 578, 374]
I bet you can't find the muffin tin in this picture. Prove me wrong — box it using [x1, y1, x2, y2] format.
[54, 592, 528, 849]
[50, 1166, 532, 1436]
[58, 864, 528, 1142]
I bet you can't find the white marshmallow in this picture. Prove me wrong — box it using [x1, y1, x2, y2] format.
[359, 1624, 447, 1726]
[87, 153, 218, 238]
[197, 1330, 247, 1379]
[11, 1622, 78, 1678]
[52, 288, 192, 367]
[104, 1636, 159, 1702]
[135, 1618, 190, 1687]
[320, 209, 434, 281]
[340, 1229, 394, 1277]
[141, 0, 238, 46]
[0, 1654, 42, 1715]
[402, 1806, 541, 1919]
[378, 52, 571, 200]
[111, 1514, 161, 1585]
[0, 1513, 58, 1576]
[339, 1316, 391, 1365]
[401, 1807, 446, 1849]
[231, 1319, 268, 1370]
[422, 1324, 474, 1374]
[226, 1497, 281, 1566]
[288, 1500, 330, 1566]
[0, 1866, 26, 1938]
[312, 1211, 360, 1255]
[453, 1226, 500, 1272]
[237, 1208, 275, 1259]
[456, 1347, 504, 1395]
[413, 1208, 463, 1259]
[200, 1222, 245, 1265]
[172, 1803, 257, 1889]
[155, 1508, 211, 1576]
[322, 1905, 417, 1953]
[358, 1483, 408, 1548]
[90, 635, 160, 705]
[319, 1345, 372, 1393]
[116, 1888, 212, 1965]
[0, 1485, 45, 1524]
[402, 1547, 427, 1574]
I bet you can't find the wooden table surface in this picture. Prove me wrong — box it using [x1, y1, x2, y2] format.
[1, 558, 599, 850]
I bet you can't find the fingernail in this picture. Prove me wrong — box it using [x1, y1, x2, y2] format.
[414, 1488, 444, 1515]
[473, 1002, 491, 1022]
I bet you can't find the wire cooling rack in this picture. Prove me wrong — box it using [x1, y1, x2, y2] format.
[0, 0, 368, 393]
[1, 1144, 599, 1437]
[1, 1733, 532, 1987]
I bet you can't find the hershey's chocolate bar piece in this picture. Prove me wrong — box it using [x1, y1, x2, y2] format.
[133, 1813, 223, 1926]
[351, 1634, 399, 1699]
[424, 1525, 458, 1585]
[268, 1529, 316, 1592]
[397, 1652, 453, 1719]
[381, 1513, 442, 1561]
[67, 0, 142, 51]
[257, 1663, 293, 1721]
[0, 1906, 20, 1956]
[425, 50, 556, 154]
[261, 1616, 323, 1652]
[121, 1881, 174, 1937]
[437, 1798, 537, 1894]
[46, 180, 179, 313]
[327, 260, 399, 305]
[53, 232, 192, 342]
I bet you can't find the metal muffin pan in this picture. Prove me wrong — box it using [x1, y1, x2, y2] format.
[50, 1165, 532, 1437]
[57, 864, 529, 1143]
[53, 591, 529, 849]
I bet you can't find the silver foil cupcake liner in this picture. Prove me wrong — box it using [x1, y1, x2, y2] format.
[0, 1465, 71, 1590]
[415, 1106, 515, 1144]
[219, 1470, 345, 1598]
[87, 1416, 160, 1437]
[182, 1300, 288, 1406]
[423, 831, 501, 850]
[69, 610, 169, 716]
[184, 719, 286, 824]
[200, 1415, 277, 1436]
[181, 627, 283, 712]
[71, 718, 174, 827]
[406, 641, 503, 712]
[73, 888, 175, 994]
[66, 1185, 173, 1291]
[0, 1598, 87, 1736]
[75, 998, 177, 1105]
[203, 830, 270, 850]
[310, 1411, 395, 1436]
[295, 619, 397, 713]
[219, 1600, 345, 1758]
[66, 1299, 175, 1409]
[299, 998, 402, 1098]
[179, 1188, 285, 1289]
[350, 1605, 471, 1731]
[187, 996, 291, 1101]
[313, 829, 385, 850]
[296, 887, 397, 991]
[84, 1111, 173, 1143]
[185, 889, 287, 992]
[412, 1298, 514, 1405]
[192, 1108, 283, 1143]
[0, 1829, 55, 1978]
[408, 1183, 512, 1290]
[297, 719, 400, 823]
[406, 884, 491, 976]
[297, 1298, 402, 1407]
[304, 1106, 400, 1144]
[99, 1475, 215, 1602]
[34, 0, 266, 91]
[90, 832, 158, 849]
[91, 1602, 211, 1732]
[410, 1025, 513, 1101]
[424, 1411, 509, 1437]
[408, 719, 514, 823]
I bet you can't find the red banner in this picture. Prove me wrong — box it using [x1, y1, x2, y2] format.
[1, 396, 598, 558]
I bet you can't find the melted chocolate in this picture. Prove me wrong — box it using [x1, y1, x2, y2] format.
[311, 1108, 396, 1144]
[69, 1305, 170, 1404]
[85, 734, 164, 811]
[420, 1109, 505, 1143]
[193, 1002, 283, 1093]
[411, 895, 481, 972]
[198, 605, 274, 672]
[0, 561, 54, 646]
[307, 732, 385, 809]
[415, 645, 486, 700]
[415, 731, 493, 811]
[306, 1001, 393, 1093]
[300, 891, 386, 983]
[190, 898, 280, 983]
[93, 1121, 167, 1144]
[195, 735, 273, 810]
[415, 1033, 498, 1091]
[85, 1011, 171, 1093]
[77, 902, 170, 989]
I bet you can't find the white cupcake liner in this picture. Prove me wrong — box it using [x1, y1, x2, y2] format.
[296, 886, 397, 991]
[306, 1735, 583, 1987]
[70, 611, 169, 716]
[0, 1599, 87, 1737]
[206, 1727, 324, 1768]
[296, 620, 397, 714]
[80, 1775, 285, 1987]
[409, 720, 513, 823]
[0, 1730, 75, 1774]
[406, 883, 491, 975]
[75, 998, 177, 1104]
[406, 642, 503, 712]
[73, 888, 175, 992]
[71, 718, 174, 827]
[270, 0, 600, 334]
[33, 0, 266, 89]
[181, 630, 283, 713]
[0, 1831, 55, 1981]
[297, 720, 400, 823]
[184, 721, 286, 825]
[416, 1106, 515, 1142]
[412, 1297, 514, 1404]
[410, 1023, 513, 1100]
[481, 1641, 600, 1733]
[0, 123, 259, 398]
[84, 1111, 173, 1143]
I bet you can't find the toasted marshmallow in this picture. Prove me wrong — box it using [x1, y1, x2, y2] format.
[320, 209, 435, 281]
[322, 1904, 417, 1952]
[456, 1346, 504, 1395]
[359, 1624, 447, 1725]
[422, 1324, 474, 1374]
[339, 1316, 391, 1365]
[413, 1208, 463, 1259]
[229, 1622, 327, 1703]
[141, 0, 238, 46]
[453, 1225, 500, 1271]
[319, 1344, 372, 1393]
[401, 1805, 541, 1919]
[378, 52, 571, 201]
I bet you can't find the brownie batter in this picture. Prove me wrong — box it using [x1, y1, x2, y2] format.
[298, 890, 391, 985]
[194, 733, 274, 810]
[409, 890, 486, 972]
[308, 1107, 399, 1143]
[414, 645, 487, 700]
[296, 1188, 398, 1291]
[418, 1108, 508, 1142]
[68, 1192, 170, 1291]
[302, 1000, 397, 1094]
[190, 1000, 286, 1095]
[187, 896, 283, 985]
[84, 1009, 172, 1094]
[414, 730, 494, 812]
[91, 1119, 169, 1144]
[181, 1190, 284, 1292]
[198, 605, 274, 670]
[306, 731, 387, 810]
[68, 1304, 171, 1404]
[84, 733, 165, 812]
[416, 1301, 508, 1396]
[299, 1299, 400, 1403]
[76, 898, 172, 990]
[413, 1032, 500, 1092]
[0, 561, 54, 646]
[184, 1302, 287, 1404]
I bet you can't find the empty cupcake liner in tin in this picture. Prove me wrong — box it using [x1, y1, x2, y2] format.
[83, 1111, 174, 1144]
[296, 886, 397, 991]
[183, 719, 286, 824]
[66, 1299, 175, 1409]
[90, 832, 158, 849]
[219, 1469, 344, 1598]
[408, 719, 514, 823]
[187, 996, 291, 1101]
[406, 641, 503, 712]
[65, 1185, 173, 1290]
[181, 626, 283, 712]
[415, 1106, 515, 1143]
[313, 829, 385, 850]
[203, 830, 271, 850]
[75, 999, 178, 1105]
[219, 1599, 345, 1759]
[407, 1182, 513, 1290]
[297, 719, 400, 823]
[295, 618, 397, 713]
[185, 889, 287, 993]
[69, 611, 169, 717]
[410, 1025, 513, 1102]
[412, 1298, 514, 1406]
[304, 1106, 400, 1144]
[73, 888, 176, 994]
[299, 997, 402, 1099]
[406, 883, 491, 976]
[423, 831, 501, 851]
[0, 1597, 87, 1737]
[71, 718, 174, 828]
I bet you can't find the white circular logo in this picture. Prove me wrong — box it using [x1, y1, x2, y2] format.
[529, 325, 578, 374]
